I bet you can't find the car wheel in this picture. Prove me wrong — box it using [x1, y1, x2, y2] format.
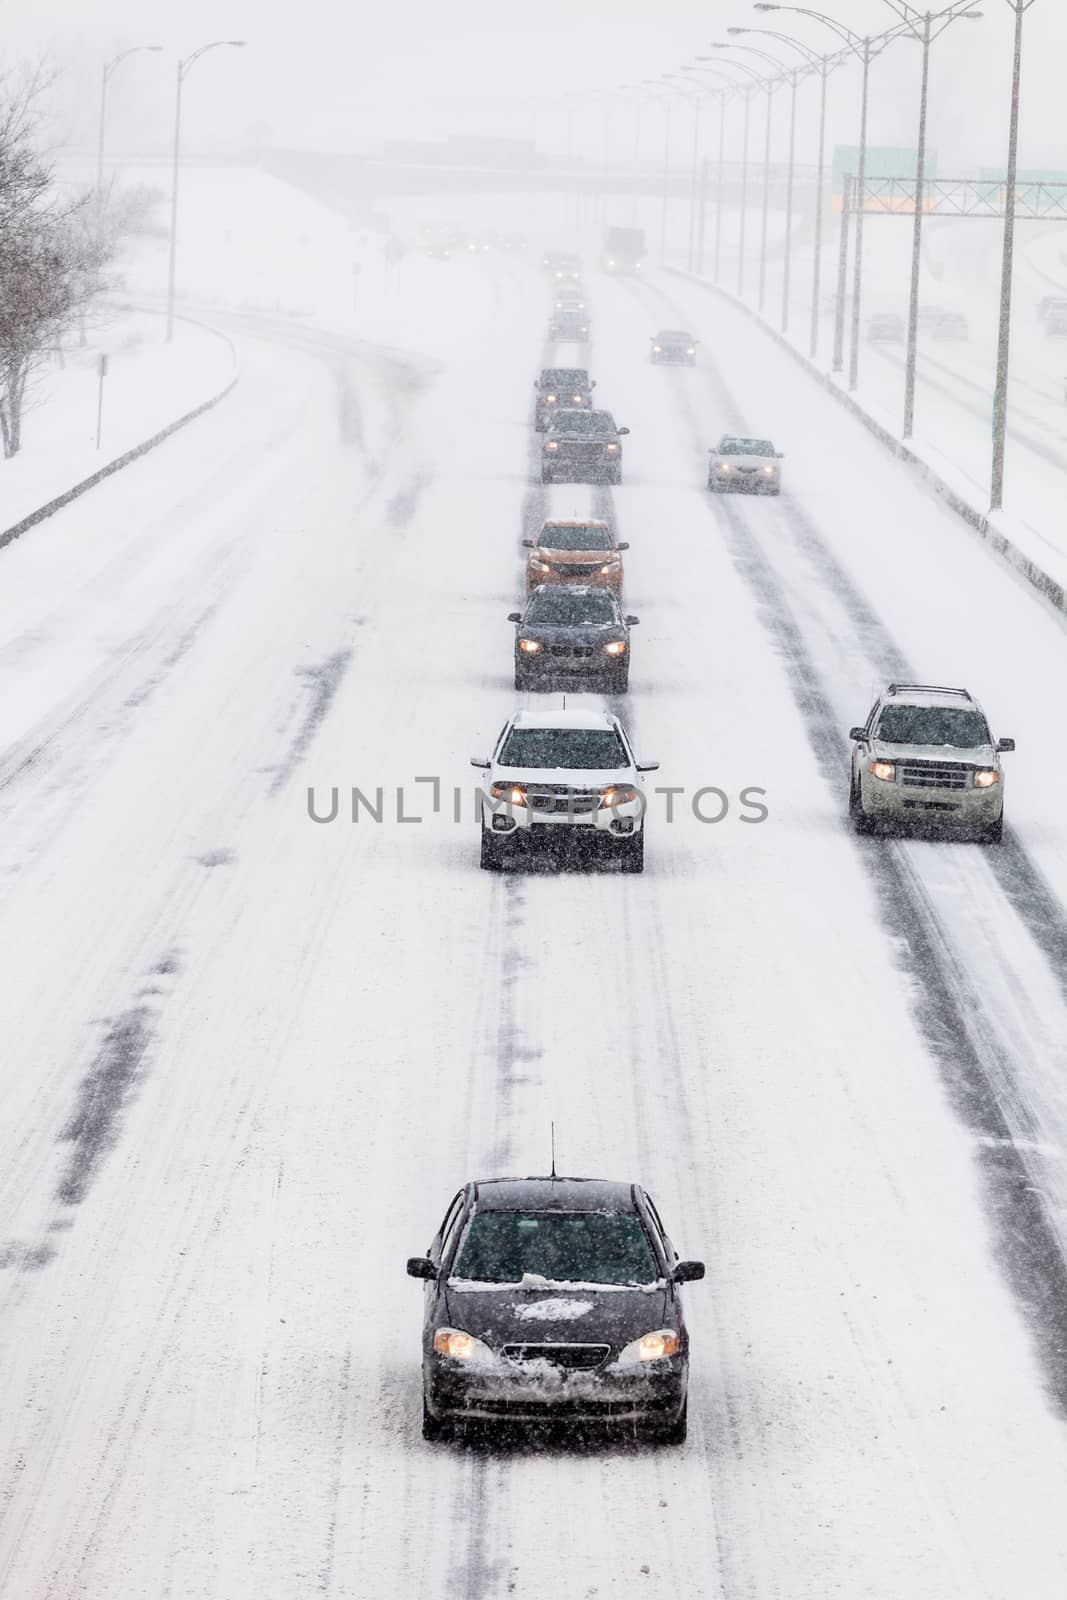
[480, 827, 506, 871]
[849, 773, 872, 835]
[981, 816, 1004, 845]
[646, 1400, 687, 1445]
[422, 1397, 452, 1442]
[617, 832, 644, 874]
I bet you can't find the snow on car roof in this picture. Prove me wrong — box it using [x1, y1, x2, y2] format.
[511, 707, 617, 731]
[473, 1177, 637, 1211]
[539, 518, 611, 529]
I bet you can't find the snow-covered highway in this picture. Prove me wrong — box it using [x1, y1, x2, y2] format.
[3, 245, 1067, 1598]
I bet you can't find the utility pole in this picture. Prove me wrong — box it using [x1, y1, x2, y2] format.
[991, 0, 1037, 511]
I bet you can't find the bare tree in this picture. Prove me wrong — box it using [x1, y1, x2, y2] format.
[0, 69, 110, 458]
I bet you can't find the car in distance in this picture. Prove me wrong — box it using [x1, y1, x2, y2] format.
[848, 683, 1014, 843]
[542, 409, 630, 485]
[542, 251, 583, 282]
[523, 519, 628, 595]
[650, 330, 698, 365]
[508, 585, 638, 694]
[408, 1175, 704, 1442]
[549, 305, 590, 341]
[707, 435, 783, 495]
[471, 707, 657, 871]
[867, 311, 905, 343]
[534, 368, 595, 431]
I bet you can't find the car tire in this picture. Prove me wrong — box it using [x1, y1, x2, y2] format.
[422, 1398, 452, 1442]
[480, 827, 506, 871]
[617, 832, 644, 874]
[647, 1400, 687, 1445]
[849, 773, 873, 835]
[982, 816, 1004, 845]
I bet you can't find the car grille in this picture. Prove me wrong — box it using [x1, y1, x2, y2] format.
[552, 563, 596, 578]
[526, 787, 602, 815]
[899, 762, 971, 791]
[548, 644, 594, 658]
[502, 1343, 611, 1370]
[554, 442, 608, 459]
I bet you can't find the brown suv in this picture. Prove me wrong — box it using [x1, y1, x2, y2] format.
[523, 519, 627, 595]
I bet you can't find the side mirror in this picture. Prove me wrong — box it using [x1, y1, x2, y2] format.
[470, 756, 490, 769]
[617, 541, 630, 551]
[521, 539, 534, 548]
[617, 426, 630, 436]
[507, 611, 521, 623]
[625, 615, 639, 626]
[673, 1260, 705, 1284]
[777, 452, 785, 459]
[591, 379, 597, 387]
[406, 1256, 437, 1280]
[849, 726, 867, 743]
[637, 760, 660, 773]
[997, 737, 1015, 752]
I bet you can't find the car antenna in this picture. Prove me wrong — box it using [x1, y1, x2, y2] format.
[550, 1120, 557, 1179]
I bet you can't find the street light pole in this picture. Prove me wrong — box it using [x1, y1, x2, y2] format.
[782, 68, 799, 331]
[97, 46, 163, 198]
[166, 40, 246, 342]
[811, 54, 829, 355]
[738, 90, 752, 297]
[715, 91, 727, 283]
[847, 37, 873, 391]
[833, 174, 852, 370]
[991, 0, 1038, 511]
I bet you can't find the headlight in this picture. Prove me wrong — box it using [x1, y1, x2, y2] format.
[687, 347, 695, 355]
[653, 345, 663, 352]
[719, 463, 731, 472]
[617, 1329, 680, 1365]
[433, 1328, 494, 1364]
[606, 443, 619, 453]
[545, 441, 559, 452]
[607, 258, 615, 267]
[546, 393, 557, 403]
[869, 760, 896, 782]
[530, 558, 551, 573]
[762, 466, 776, 476]
[571, 393, 583, 402]
[518, 639, 542, 653]
[600, 784, 637, 809]
[600, 561, 620, 574]
[974, 769, 1000, 788]
[489, 782, 528, 806]
[602, 641, 627, 656]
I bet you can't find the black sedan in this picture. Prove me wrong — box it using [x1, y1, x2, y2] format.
[509, 586, 638, 693]
[533, 367, 595, 432]
[650, 329, 698, 365]
[407, 1176, 704, 1443]
[541, 409, 629, 485]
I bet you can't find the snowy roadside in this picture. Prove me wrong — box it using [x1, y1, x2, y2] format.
[666, 263, 1067, 621]
[0, 306, 238, 546]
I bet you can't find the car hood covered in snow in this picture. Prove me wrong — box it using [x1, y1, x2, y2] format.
[443, 1278, 671, 1351]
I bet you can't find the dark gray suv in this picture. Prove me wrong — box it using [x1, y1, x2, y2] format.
[509, 585, 638, 693]
[407, 1176, 704, 1443]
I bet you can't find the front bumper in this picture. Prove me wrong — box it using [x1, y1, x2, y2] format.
[709, 472, 779, 493]
[526, 568, 622, 594]
[543, 457, 621, 483]
[427, 1354, 685, 1425]
[651, 350, 695, 364]
[481, 796, 643, 836]
[515, 649, 627, 681]
[860, 774, 1003, 828]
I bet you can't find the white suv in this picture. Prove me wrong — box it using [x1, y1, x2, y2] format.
[849, 683, 1014, 843]
[471, 708, 658, 872]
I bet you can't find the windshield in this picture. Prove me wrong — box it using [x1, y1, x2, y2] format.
[537, 524, 613, 552]
[551, 411, 615, 436]
[657, 331, 691, 341]
[717, 437, 774, 457]
[497, 727, 629, 770]
[540, 370, 588, 390]
[875, 706, 990, 747]
[452, 1209, 659, 1286]
[525, 590, 617, 625]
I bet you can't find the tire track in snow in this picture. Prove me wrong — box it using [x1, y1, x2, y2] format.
[627, 272, 1067, 1416]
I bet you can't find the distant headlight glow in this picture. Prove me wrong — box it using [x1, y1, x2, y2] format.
[545, 441, 559, 451]
[606, 443, 619, 453]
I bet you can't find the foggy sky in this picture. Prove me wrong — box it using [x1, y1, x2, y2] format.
[12, 0, 1067, 175]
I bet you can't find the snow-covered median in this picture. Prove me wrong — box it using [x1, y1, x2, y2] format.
[0, 305, 236, 541]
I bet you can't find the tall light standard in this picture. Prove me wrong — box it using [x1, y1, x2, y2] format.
[875, 2, 984, 438]
[679, 68, 738, 276]
[991, 0, 1039, 511]
[689, 59, 767, 297]
[757, 7, 922, 391]
[704, 44, 792, 314]
[663, 78, 706, 270]
[730, 26, 835, 343]
[166, 40, 247, 342]
[97, 46, 164, 197]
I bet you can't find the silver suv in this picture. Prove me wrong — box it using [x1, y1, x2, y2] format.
[848, 684, 1014, 843]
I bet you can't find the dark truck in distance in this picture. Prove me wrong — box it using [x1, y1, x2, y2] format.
[533, 369, 595, 431]
[602, 227, 645, 275]
[542, 409, 630, 486]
